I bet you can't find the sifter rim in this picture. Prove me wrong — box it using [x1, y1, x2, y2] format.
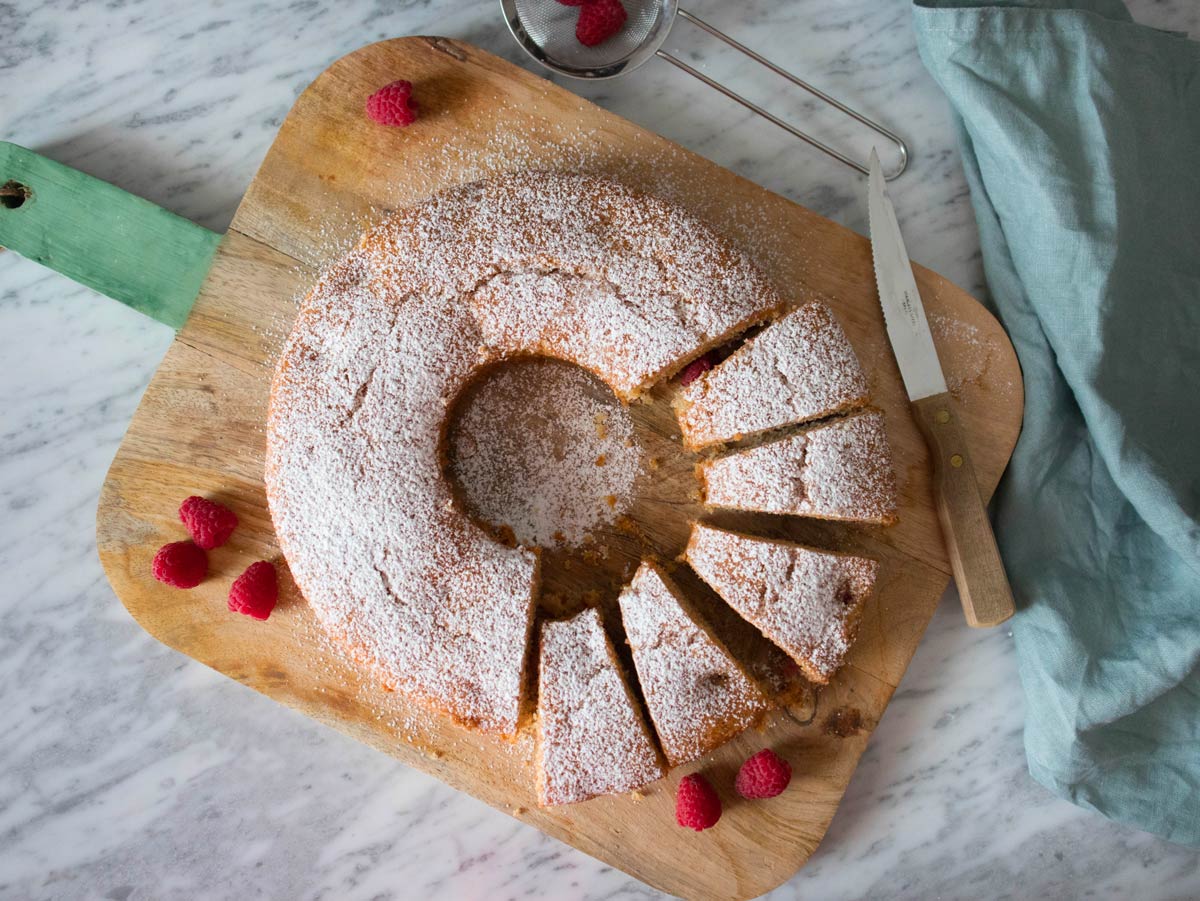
[499, 0, 680, 81]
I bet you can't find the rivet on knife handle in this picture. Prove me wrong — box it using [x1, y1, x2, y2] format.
[912, 394, 1016, 627]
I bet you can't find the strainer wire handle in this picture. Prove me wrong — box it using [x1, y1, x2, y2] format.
[660, 9, 909, 180]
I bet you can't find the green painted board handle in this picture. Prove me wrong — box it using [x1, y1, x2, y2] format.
[0, 141, 220, 330]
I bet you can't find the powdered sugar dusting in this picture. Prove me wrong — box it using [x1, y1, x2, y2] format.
[448, 360, 640, 548]
[685, 524, 879, 684]
[267, 259, 538, 735]
[472, 270, 749, 399]
[372, 171, 782, 399]
[928, 311, 1012, 397]
[701, 410, 898, 525]
[677, 302, 869, 448]
[537, 608, 663, 806]
[618, 563, 769, 766]
[267, 171, 781, 736]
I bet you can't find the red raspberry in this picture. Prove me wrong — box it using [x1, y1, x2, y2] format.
[152, 541, 208, 589]
[675, 773, 721, 831]
[679, 352, 717, 386]
[179, 496, 239, 550]
[366, 80, 418, 127]
[576, 0, 626, 47]
[228, 561, 279, 621]
[735, 749, 792, 799]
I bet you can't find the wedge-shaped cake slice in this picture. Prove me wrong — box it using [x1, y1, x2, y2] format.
[699, 409, 898, 525]
[537, 608, 664, 806]
[685, 524, 878, 684]
[618, 562, 770, 766]
[676, 302, 869, 449]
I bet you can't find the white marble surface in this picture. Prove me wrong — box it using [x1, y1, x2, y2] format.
[2, 1, 1199, 899]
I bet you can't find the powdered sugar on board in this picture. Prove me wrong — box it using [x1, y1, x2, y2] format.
[537, 608, 663, 806]
[928, 311, 1017, 399]
[685, 524, 879, 684]
[701, 409, 898, 525]
[618, 563, 769, 766]
[677, 302, 870, 449]
[448, 359, 641, 548]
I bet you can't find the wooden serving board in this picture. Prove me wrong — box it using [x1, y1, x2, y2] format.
[89, 37, 1023, 900]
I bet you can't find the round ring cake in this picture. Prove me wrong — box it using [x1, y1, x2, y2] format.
[265, 172, 784, 735]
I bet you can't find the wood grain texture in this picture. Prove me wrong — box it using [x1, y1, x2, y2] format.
[95, 38, 1024, 900]
[0, 141, 220, 328]
[912, 394, 1016, 628]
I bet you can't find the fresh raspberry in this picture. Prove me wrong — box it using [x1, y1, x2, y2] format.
[576, 0, 627, 47]
[679, 352, 717, 386]
[179, 496, 239, 550]
[366, 80, 418, 127]
[675, 773, 721, 831]
[735, 749, 792, 799]
[228, 561, 279, 621]
[152, 541, 208, 589]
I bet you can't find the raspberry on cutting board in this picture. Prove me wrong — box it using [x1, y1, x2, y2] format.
[179, 495, 239, 549]
[366, 79, 418, 127]
[735, 749, 793, 799]
[152, 541, 208, 589]
[228, 561, 279, 621]
[675, 773, 722, 831]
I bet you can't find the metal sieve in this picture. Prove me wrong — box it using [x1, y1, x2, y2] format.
[500, 0, 909, 179]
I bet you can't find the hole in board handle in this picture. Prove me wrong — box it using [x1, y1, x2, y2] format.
[1, 181, 32, 210]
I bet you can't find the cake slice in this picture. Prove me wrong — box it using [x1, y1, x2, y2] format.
[536, 608, 664, 806]
[676, 302, 869, 449]
[699, 409, 898, 525]
[684, 524, 878, 684]
[618, 562, 770, 766]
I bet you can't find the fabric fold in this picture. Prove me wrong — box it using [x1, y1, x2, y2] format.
[912, 0, 1200, 845]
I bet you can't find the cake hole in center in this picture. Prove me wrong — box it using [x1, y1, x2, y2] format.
[446, 358, 643, 550]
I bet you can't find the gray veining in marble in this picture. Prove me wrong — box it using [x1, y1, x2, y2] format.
[3, 1, 1200, 899]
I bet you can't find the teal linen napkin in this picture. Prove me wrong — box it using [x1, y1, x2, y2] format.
[911, 0, 1200, 845]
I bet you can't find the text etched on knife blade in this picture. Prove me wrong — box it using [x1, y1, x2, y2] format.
[902, 288, 921, 332]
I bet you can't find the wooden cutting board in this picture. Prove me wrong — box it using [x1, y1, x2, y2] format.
[83, 37, 1022, 900]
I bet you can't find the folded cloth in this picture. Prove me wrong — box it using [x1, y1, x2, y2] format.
[911, 0, 1200, 845]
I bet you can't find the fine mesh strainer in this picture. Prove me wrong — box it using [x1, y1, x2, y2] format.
[501, 0, 909, 179]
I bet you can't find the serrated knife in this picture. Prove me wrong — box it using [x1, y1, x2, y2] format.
[868, 148, 1015, 628]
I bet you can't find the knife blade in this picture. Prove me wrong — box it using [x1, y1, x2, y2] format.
[867, 147, 1015, 628]
[867, 148, 947, 401]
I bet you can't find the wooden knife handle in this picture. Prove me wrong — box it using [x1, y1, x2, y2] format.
[912, 393, 1016, 628]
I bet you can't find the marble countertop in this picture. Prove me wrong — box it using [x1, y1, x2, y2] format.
[3, 1, 1199, 899]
